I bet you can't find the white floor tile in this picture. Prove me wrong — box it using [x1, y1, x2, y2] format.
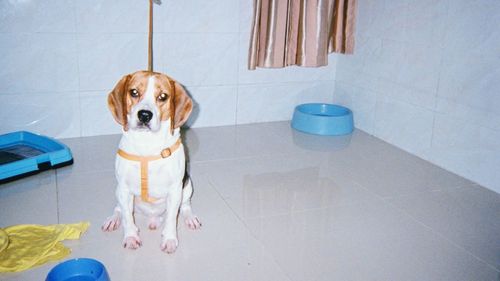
[0, 172, 58, 227]
[245, 200, 498, 281]
[57, 134, 121, 176]
[1, 121, 497, 280]
[387, 184, 500, 270]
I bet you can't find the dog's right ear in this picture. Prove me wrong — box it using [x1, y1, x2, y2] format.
[108, 74, 131, 130]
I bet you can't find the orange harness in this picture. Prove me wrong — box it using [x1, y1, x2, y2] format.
[117, 138, 182, 203]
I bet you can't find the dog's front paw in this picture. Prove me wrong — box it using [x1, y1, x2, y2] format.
[102, 215, 121, 232]
[123, 236, 142, 250]
[184, 215, 202, 230]
[160, 238, 178, 254]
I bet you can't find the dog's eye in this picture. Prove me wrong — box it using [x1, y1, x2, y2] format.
[158, 93, 168, 102]
[130, 89, 139, 98]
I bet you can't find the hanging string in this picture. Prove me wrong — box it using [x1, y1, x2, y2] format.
[148, 0, 153, 72]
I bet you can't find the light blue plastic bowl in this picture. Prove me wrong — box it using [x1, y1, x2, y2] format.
[46, 258, 110, 281]
[291, 103, 354, 136]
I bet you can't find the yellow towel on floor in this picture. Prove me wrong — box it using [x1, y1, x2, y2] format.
[0, 222, 89, 273]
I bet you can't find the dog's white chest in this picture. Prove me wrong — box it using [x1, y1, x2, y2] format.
[115, 149, 185, 199]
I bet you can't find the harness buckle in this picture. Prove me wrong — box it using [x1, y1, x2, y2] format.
[161, 148, 172, 158]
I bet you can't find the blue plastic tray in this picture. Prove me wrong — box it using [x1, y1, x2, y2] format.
[0, 131, 73, 182]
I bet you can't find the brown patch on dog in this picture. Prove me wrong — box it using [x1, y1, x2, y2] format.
[153, 74, 193, 132]
[108, 74, 131, 130]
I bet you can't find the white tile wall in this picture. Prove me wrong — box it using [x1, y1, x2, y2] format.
[2, 0, 496, 193]
[75, 0, 149, 33]
[0, 0, 337, 138]
[160, 0, 239, 33]
[184, 85, 238, 128]
[0, 33, 79, 94]
[334, 0, 500, 192]
[77, 33, 150, 91]
[157, 33, 239, 87]
[237, 82, 335, 124]
[0, 1, 76, 33]
[0, 92, 81, 139]
[373, 98, 434, 156]
[79, 91, 122, 137]
[334, 81, 377, 133]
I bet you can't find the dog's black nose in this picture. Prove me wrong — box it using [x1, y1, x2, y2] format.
[138, 110, 153, 124]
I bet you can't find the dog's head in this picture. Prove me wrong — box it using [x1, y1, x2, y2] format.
[107, 71, 192, 133]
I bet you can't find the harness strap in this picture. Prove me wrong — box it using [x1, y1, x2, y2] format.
[117, 138, 182, 203]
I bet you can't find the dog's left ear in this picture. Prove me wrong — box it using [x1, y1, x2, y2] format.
[170, 80, 193, 129]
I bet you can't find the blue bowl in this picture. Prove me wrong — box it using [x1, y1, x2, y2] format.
[46, 258, 110, 281]
[291, 103, 354, 136]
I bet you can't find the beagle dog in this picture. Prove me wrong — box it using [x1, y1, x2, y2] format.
[102, 70, 201, 253]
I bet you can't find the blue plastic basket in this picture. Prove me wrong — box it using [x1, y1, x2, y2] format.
[291, 103, 354, 136]
[0, 131, 73, 182]
[46, 258, 110, 281]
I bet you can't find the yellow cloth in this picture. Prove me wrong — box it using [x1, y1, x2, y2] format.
[0, 222, 89, 273]
[0, 228, 8, 254]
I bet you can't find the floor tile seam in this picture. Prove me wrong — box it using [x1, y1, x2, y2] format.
[255, 197, 387, 220]
[345, 174, 500, 271]
[345, 174, 388, 201]
[203, 174, 294, 281]
[383, 199, 500, 272]
[202, 170, 387, 221]
[346, 131, 479, 190]
[410, 179, 481, 192]
[188, 151, 294, 165]
[382, 184, 500, 224]
[376, 188, 447, 200]
[344, 168, 477, 200]
[342, 161, 465, 192]
[455, 183, 494, 192]
[381, 154, 480, 191]
[379, 183, 498, 203]
[213, 196, 386, 229]
[56, 168, 115, 178]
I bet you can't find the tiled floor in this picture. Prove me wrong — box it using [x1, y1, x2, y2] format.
[1, 121, 499, 280]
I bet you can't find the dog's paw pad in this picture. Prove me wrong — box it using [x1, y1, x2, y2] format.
[161, 239, 178, 254]
[123, 236, 142, 250]
[185, 216, 202, 230]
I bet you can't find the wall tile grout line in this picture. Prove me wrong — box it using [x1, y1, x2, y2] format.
[235, 0, 241, 127]
[0, 80, 337, 96]
[73, 0, 84, 139]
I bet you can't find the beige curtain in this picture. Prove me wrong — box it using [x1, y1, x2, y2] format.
[248, 0, 357, 70]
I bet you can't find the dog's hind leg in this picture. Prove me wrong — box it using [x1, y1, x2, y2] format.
[102, 206, 121, 232]
[180, 177, 201, 230]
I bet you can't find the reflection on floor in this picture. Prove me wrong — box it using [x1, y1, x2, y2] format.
[1, 121, 499, 280]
